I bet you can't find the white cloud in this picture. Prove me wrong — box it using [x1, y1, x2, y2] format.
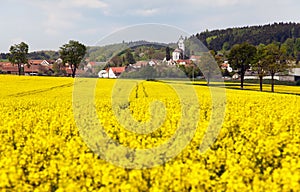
[44, 10, 82, 35]
[212, 0, 240, 6]
[25, 0, 109, 35]
[134, 8, 159, 16]
[59, 0, 108, 9]
[182, 0, 249, 7]
[9, 38, 28, 46]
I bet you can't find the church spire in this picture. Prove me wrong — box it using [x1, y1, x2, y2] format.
[178, 35, 185, 59]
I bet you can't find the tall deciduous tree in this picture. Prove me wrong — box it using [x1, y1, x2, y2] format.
[59, 40, 86, 78]
[8, 42, 29, 75]
[262, 43, 288, 92]
[253, 44, 269, 91]
[294, 38, 300, 63]
[228, 42, 257, 89]
[198, 51, 218, 85]
[125, 49, 135, 65]
[166, 47, 171, 61]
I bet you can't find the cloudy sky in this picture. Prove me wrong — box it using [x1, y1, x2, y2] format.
[1, 0, 299, 52]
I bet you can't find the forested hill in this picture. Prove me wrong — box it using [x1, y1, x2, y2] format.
[0, 51, 59, 61]
[196, 22, 300, 52]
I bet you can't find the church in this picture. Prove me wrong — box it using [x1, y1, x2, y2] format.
[172, 36, 185, 61]
[166, 36, 194, 65]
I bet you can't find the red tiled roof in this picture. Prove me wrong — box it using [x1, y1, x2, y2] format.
[1, 65, 19, 72]
[176, 59, 193, 65]
[220, 63, 229, 69]
[28, 60, 55, 65]
[66, 68, 72, 74]
[190, 55, 201, 60]
[0, 62, 51, 73]
[109, 67, 126, 73]
[65, 68, 85, 75]
[88, 62, 96, 66]
[28, 60, 44, 65]
[134, 61, 148, 67]
[24, 65, 40, 73]
[0, 62, 11, 66]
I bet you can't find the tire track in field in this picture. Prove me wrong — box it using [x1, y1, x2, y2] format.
[7, 83, 74, 98]
[135, 82, 148, 98]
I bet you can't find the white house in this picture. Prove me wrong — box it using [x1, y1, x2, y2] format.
[98, 67, 125, 78]
[98, 68, 116, 78]
[148, 60, 157, 66]
[289, 68, 300, 81]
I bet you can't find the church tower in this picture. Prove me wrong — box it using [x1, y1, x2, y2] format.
[178, 35, 185, 58]
[172, 36, 186, 61]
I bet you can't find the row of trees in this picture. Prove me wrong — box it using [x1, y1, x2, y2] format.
[8, 40, 86, 78]
[228, 42, 288, 92]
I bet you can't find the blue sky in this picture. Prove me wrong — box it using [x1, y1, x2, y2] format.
[1, 0, 299, 52]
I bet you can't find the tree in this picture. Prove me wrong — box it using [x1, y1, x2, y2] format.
[198, 51, 218, 85]
[228, 42, 257, 89]
[147, 47, 155, 59]
[222, 42, 230, 51]
[8, 42, 29, 75]
[295, 38, 300, 63]
[295, 38, 300, 52]
[59, 40, 86, 78]
[283, 38, 295, 57]
[262, 43, 288, 92]
[52, 58, 66, 76]
[166, 47, 171, 61]
[109, 55, 123, 67]
[178, 64, 201, 80]
[125, 49, 136, 65]
[253, 44, 268, 91]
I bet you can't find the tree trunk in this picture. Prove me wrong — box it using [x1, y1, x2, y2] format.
[207, 74, 210, 85]
[240, 72, 245, 89]
[271, 73, 275, 92]
[71, 66, 76, 78]
[259, 76, 263, 92]
[18, 63, 21, 76]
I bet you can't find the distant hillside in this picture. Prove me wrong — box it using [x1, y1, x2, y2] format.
[0, 41, 175, 63]
[0, 51, 59, 61]
[28, 51, 59, 60]
[86, 41, 177, 62]
[196, 22, 300, 52]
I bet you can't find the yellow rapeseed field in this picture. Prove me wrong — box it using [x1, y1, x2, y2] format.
[0, 75, 299, 191]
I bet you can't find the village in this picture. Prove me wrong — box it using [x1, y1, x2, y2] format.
[1, 36, 300, 82]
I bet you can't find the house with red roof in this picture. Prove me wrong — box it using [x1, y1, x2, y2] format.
[190, 55, 201, 62]
[28, 59, 54, 66]
[176, 59, 193, 65]
[85, 61, 106, 73]
[65, 67, 85, 77]
[98, 67, 126, 78]
[0, 60, 54, 75]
